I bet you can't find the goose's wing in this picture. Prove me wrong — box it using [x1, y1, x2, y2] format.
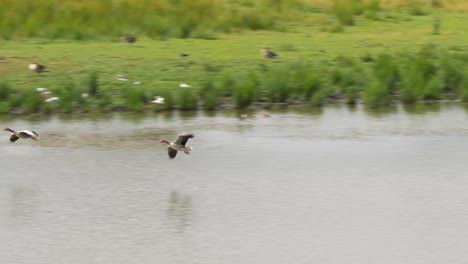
[19, 130, 38, 137]
[175, 134, 194, 146]
[167, 147, 178, 159]
[9, 134, 19, 142]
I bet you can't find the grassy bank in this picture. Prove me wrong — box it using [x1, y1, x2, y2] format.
[0, 0, 467, 114]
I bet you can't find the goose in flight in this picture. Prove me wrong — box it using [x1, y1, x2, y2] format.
[160, 134, 194, 159]
[4, 127, 39, 142]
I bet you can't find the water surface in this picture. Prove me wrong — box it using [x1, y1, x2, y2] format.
[2, 103, 468, 264]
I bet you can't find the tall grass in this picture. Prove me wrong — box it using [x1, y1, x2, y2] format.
[87, 71, 99, 96]
[178, 89, 198, 110]
[0, 0, 308, 40]
[21, 89, 43, 114]
[233, 72, 259, 109]
[199, 79, 222, 110]
[363, 78, 391, 107]
[262, 65, 291, 102]
[0, 81, 12, 113]
[332, 0, 355, 26]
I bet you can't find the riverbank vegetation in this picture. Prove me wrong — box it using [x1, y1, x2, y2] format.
[0, 0, 467, 114]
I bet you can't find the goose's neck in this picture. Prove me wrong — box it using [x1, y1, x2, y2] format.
[4, 127, 14, 133]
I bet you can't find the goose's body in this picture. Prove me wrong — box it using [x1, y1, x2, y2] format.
[29, 63, 47, 73]
[4, 127, 39, 142]
[261, 47, 278, 59]
[45, 97, 59, 103]
[152, 96, 165, 104]
[160, 134, 194, 159]
[121, 36, 137, 44]
[37, 87, 51, 94]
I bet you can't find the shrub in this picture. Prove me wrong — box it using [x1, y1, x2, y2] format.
[332, 0, 355, 26]
[87, 71, 99, 96]
[423, 75, 443, 100]
[234, 72, 259, 109]
[0, 81, 11, 101]
[21, 89, 43, 113]
[373, 53, 400, 93]
[262, 66, 291, 102]
[0, 101, 11, 114]
[178, 89, 197, 110]
[124, 87, 146, 112]
[458, 68, 468, 102]
[439, 53, 463, 93]
[363, 78, 391, 108]
[400, 64, 423, 103]
[199, 79, 222, 110]
[310, 89, 325, 106]
[219, 71, 236, 96]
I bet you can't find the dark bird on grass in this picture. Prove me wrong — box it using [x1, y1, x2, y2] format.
[29, 63, 47, 73]
[180, 53, 189, 57]
[121, 36, 137, 44]
[160, 134, 194, 159]
[261, 46, 278, 59]
[4, 127, 39, 142]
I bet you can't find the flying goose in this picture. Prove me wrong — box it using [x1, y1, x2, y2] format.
[160, 134, 194, 159]
[4, 127, 39, 142]
[261, 47, 278, 59]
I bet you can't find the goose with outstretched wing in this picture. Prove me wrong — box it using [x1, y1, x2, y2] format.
[4, 127, 39, 142]
[160, 134, 194, 159]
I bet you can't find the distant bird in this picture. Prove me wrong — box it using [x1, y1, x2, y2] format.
[45, 97, 59, 103]
[180, 53, 189, 57]
[151, 96, 165, 104]
[29, 63, 47, 73]
[4, 127, 39, 142]
[121, 36, 137, 44]
[160, 134, 194, 159]
[179, 83, 192, 88]
[117, 75, 129, 81]
[239, 114, 249, 121]
[37, 87, 51, 94]
[261, 47, 278, 59]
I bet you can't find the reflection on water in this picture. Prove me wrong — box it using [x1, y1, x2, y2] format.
[167, 191, 192, 232]
[8, 187, 38, 224]
[2, 103, 468, 264]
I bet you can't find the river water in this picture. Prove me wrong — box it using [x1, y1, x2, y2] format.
[1, 103, 468, 264]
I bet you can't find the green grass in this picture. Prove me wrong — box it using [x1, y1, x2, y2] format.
[0, 2, 467, 114]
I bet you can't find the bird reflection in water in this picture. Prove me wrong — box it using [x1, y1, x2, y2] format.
[9, 187, 38, 224]
[167, 190, 192, 232]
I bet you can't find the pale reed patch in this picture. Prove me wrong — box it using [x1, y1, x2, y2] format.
[302, 0, 468, 10]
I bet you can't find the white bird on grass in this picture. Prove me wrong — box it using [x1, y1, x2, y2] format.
[45, 97, 59, 103]
[29, 63, 47, 73]
[117, 75, 129, 81]
[151, 96, 165, 104]
[37, 87, 51, 94]
[179, 83, 192, 88]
